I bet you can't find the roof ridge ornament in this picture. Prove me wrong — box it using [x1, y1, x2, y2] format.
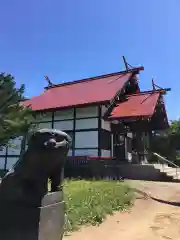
[44, 76, 54, 88]
[151, 77, 171, 95]
[122, 56, 139, 72]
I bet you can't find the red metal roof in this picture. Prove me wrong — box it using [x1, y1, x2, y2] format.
[24, 72, 133, 111]
[109, 92, 160, 119]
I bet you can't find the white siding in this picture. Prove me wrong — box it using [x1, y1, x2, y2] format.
[101, 105, 108, 115]
[35, 112, 52, 122]
[74, 149, 98, 156]
[54, 120, 73, 131]
[0, 158, 5, 169]
[76, 106, 98, 118]
[54, 109, 74, 120]
[101, 105, 111, 131]
[7, 137, 22, 155]
[37, 122, 52, 129]
[101, 150, 111, 157]
[75, 131, 98, 148]
[75, 118, 98, 130]
[6, 157, 19, 170]
[101, 120, 111, 131]
[0, 146, 6, 155]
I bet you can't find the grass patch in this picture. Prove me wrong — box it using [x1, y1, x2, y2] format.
[64, 180, 134, 232]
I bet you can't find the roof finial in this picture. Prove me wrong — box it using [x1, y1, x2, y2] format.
[122, 56, 135, 71]
[151, 77, 171, 94]
[44, 76, 53, 87]
[152, 78, 156, 90]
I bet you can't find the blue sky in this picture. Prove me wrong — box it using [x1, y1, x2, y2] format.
[0, 0, 179, 120]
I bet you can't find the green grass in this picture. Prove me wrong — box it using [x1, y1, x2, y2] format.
[63, 180, 134, 232]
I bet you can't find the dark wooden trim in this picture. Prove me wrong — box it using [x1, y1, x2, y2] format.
[4, 146, 7, 170]
[45, 67, 144, 90]
[34, 101, 109, 113]
[75, 128, 99, 133]
[72, 108, 76, 157]
[98, 106, 102, 157]
[75, 147, 98, 150]
[53, 118, 74, 122]
[52, 111, 54, 128]
[1, 155, 20, 158]
[75, 116, 98, 121]
[34, 116, 99, 124]
[99, 129, 111, 150]
[33, 120, 54, 124]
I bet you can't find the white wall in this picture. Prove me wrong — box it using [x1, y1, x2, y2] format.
[76, 106, 98, 118]
[3, 105, 104, 170]
[101, 120, 111, 131]
[54, 109, 74, 120]
[6, 157, 19, 170]
[75, 131, 98, 148]
[101, 150, 111, 157]
[74, 149, 98, 156]
[0, 157, 5, 169]
[35, 112, 53, 122]
[0, 146, 6, 155]
[7, 137, 23, 155]
[101, 105, 110, 130]
[101, 105, 108, 115]
[75, 118, 98, 130]
[38, 122, 52, 129]
[54, 120, 73, 131]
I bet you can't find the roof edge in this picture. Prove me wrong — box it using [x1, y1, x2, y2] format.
[45, 66, 144, 90]
[31, 100, 110, 112]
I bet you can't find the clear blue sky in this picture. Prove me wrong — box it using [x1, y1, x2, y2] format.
[0, 0, 179, 120]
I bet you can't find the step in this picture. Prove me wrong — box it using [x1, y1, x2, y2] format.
[154, 165, 180, 172]
[165, 172, 180, 177]
[153, 164, 169, 169]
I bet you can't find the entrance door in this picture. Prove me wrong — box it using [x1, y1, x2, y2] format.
[113, 133, 125, 161]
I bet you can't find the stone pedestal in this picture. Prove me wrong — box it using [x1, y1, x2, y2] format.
[38, 191, 65, 240]
[0, 191, 65, 240]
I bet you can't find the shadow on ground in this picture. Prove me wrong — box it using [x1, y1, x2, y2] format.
[151, 197, 180, 207]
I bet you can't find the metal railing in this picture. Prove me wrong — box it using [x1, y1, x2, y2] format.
[153, 152, 179, 179]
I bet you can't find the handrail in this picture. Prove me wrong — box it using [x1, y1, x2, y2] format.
[153, 152, 179, 168]
[153, 152, 179, 180]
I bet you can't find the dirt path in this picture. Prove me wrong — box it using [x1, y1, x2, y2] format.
[63, 181, 180, 240]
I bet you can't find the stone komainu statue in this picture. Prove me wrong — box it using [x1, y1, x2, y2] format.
[0, 128, 71, 204]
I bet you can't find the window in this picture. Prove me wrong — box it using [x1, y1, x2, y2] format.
[75, 131, 98, 148]
[75, 118, 98, 130]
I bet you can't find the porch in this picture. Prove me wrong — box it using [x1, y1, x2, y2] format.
[108, 90, 169, 164]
